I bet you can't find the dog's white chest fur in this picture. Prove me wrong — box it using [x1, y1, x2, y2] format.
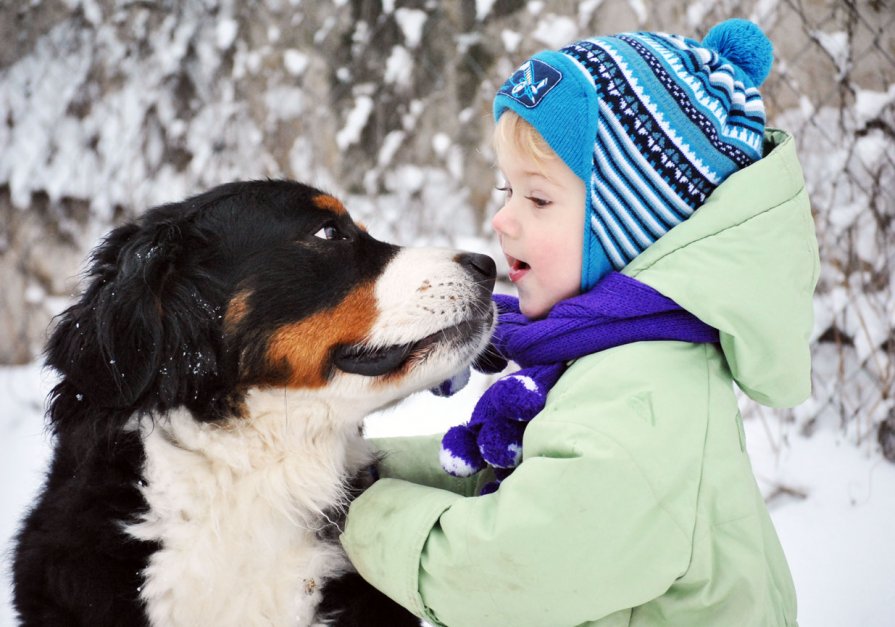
[126, 390, 373, 627]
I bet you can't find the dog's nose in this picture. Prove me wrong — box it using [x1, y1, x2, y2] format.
[455, 252, 496, 293]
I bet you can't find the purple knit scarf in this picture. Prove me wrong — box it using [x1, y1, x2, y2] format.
[438, 272, 719, 494]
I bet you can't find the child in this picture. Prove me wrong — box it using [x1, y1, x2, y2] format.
[340, 19, 817, 626]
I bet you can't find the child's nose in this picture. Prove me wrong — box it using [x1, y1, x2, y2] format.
[492, 204, 517, 238]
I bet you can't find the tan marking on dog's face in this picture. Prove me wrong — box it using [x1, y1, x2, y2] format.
[355, 221, 368, 233]
[312, 194, 347, 215]
[265, 284, 377, 388]
[224, 289, 252, 332]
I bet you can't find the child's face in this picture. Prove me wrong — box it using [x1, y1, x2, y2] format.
[492, 145, 585, 319]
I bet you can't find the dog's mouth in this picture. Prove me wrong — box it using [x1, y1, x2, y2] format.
[332, 316, 492, 377]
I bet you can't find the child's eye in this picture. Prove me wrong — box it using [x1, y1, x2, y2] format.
[526, 195, 551, 208]
[496, 185, 512, 199]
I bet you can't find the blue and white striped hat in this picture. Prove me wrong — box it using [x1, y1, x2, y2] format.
[493, 19, 774, 290]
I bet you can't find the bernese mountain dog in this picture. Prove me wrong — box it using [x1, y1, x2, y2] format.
[11, 180, 496, 626]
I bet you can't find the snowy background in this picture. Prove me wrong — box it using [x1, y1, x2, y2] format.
[2, 0, 894, 625]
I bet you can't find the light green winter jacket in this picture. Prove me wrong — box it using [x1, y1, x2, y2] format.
[340, 130, 819, 626]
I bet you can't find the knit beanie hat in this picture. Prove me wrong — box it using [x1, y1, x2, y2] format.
[493, 19, 774, 290]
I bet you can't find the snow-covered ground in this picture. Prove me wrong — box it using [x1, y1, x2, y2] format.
[1, 364, 893, 626]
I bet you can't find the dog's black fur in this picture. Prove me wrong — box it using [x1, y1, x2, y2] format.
[12, 180, 493, 626]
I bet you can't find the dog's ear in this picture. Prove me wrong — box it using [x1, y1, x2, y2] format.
[47, 214, 224, 413]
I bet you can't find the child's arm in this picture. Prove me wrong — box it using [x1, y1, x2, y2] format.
[343, 419, 693, 626]
[368, 434, 480, 496]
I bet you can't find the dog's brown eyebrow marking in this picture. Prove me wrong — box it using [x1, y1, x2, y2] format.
[266, 283, 378, 388]
[224, 289, 252, 332]
[312, 194, 347, 215]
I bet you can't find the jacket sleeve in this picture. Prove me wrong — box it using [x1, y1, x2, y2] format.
[343, 406, 695, 626]
[368, 434, 480, 496]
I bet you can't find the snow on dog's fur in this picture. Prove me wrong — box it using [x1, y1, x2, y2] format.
[12, 180, 496, 627]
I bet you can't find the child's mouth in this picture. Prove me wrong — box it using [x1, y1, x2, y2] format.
[506, 255, 530, 282]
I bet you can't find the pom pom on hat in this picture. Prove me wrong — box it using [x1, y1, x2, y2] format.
[702, 18, 774, 86]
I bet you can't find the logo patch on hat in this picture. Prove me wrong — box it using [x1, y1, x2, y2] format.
[499, 59, 563, 108]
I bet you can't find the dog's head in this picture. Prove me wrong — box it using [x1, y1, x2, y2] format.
[47, 180, 495, 424]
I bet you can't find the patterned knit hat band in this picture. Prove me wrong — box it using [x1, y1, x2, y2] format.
[494, 19, 774, 290]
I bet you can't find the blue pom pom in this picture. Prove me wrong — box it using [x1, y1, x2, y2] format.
[702, 19, 773, 86]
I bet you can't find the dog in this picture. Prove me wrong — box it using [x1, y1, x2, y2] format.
[12, 180, 496, 626]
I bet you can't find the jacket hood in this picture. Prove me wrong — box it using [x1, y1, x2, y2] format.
[622, 130, 820, 408]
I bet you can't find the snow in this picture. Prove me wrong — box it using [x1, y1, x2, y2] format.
[532, 15, 578, 50]
[527, 1, 545, 17]
[335, 94, 374, 151]
[377, 130, 406, 167]
[313, 15, 336, 45]
[335, 66, 351, 82]
[500, 29, 523, 54]
[384, 45, 414, 88]
[687, 0, 715, 30]
[66, 0, 103, 26]
[215, 18, 239, 50]
[1, 364, 55, 626]
[746, 419, 895, 626]
[394, 8, 427, 49]
[854, 85, 895, 126]
[812, 30, 850, 80]
[577, 0, 604, 28]
[431, 133, 451, 158]
[625, 0, 648, 25]
[283, 49, 310, 76]
[0, 23, 93, 209]
[455, 33, 482, 56]
[264, 86, 305, 121]
[476, 0, 498, 22]
[751, 0, 780, 25]
[2, 363, 893, 626]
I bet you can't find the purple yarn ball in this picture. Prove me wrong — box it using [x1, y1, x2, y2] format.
[441, 424, 485, 477]
[478, 418, 525, 469]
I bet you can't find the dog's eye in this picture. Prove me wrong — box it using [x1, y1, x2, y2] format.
[313, 223, 346, 241]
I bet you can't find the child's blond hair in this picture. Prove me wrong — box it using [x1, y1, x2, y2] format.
[493, 111, 558, 176]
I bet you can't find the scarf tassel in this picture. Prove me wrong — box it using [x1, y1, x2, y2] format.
[440, 365, 564, 486]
